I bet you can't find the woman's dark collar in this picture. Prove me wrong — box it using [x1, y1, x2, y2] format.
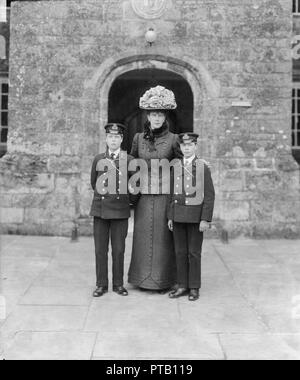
[152, 124, 169, 137]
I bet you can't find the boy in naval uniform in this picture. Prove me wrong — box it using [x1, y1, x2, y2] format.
[90, 123, 134, 298]
[167, 133, 215, 301]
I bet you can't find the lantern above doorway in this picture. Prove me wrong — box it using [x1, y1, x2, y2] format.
[145, 28, 157, 46]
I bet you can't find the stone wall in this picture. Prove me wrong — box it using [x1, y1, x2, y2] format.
[0, 0, 299, 238]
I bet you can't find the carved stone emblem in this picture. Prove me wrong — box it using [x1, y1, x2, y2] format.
[131, 0, 168, 19]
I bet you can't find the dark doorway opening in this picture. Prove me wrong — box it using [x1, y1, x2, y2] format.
[108, 69, 194, 153]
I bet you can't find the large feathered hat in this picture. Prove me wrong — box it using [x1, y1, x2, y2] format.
[139, 85, 177, 110]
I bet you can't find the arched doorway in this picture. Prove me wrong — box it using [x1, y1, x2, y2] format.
[108, 69, 194, 152]
[81, 54, 219, 219]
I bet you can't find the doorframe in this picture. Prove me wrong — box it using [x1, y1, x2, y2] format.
[84, 54, 220, 158]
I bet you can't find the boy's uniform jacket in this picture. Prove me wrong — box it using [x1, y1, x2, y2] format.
[90, 150, 135, 220]
[168, 158, 215, 224]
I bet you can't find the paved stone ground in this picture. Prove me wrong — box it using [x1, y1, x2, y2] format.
[0, 235, 300, 360]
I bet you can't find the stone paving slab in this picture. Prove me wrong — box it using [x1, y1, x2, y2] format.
[196, 274, 242, 298]
[201, 253, 229, 276]
[32, 261, 95, 288]
[93, 331, 224, 360]
[219, 333, 300, 360]
[0, 236, 58, 259]
[261, 312, 300, 334]
[0, 281, 31, 319]
[20, 286, 93, 306]
[1, 235, 300, 360]
[84, 293, 181, 334]
[178, 297, 267, 334]
[230, 277, 299, 315]
[1, 305, 89, 339]
[3, 332, 97, 360]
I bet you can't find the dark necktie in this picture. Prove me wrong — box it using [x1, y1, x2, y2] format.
[110, 153, 116, 160]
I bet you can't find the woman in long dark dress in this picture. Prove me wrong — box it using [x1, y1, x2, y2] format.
[128, 86, 182, 290]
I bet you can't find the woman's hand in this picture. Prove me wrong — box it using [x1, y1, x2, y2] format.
[128, 184, 135, 194]
[199, 221, 210, 233]
[168, 220, 174, 232]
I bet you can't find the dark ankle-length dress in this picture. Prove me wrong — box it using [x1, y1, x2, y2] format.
[128, 127, 182, 290]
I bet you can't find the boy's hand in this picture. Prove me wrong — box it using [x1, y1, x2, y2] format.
[199, 221, 210, 232]
[168, 220, 174, 232]
[202, 159, 211, 169]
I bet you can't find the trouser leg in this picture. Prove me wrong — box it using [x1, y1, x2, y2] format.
[187, 224, 204, 289]
[110, 219, 129, 287]
[173, 223, 189, 288]
[94, 217, 110, 287]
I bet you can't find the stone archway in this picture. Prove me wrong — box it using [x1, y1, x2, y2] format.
[79, 54, 220, 219]
[108, 68, 194, 152]
[84, 54, 220, 156]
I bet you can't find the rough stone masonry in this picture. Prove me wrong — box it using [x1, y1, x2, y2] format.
[0, 0, 299, 238]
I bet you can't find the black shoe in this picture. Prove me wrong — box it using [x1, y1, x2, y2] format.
[113, 286, 129, 296]
[189, 289, 200, 302]
[169, 288, 189, 299]
[93, 287, 108, 298]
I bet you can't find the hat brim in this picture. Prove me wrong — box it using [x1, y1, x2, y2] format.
[106, 131, 123, 135]
[140, 107, 176, 111]
[180, 140, 197, 144]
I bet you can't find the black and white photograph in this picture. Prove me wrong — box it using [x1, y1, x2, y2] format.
[0, 0, 300, 363]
